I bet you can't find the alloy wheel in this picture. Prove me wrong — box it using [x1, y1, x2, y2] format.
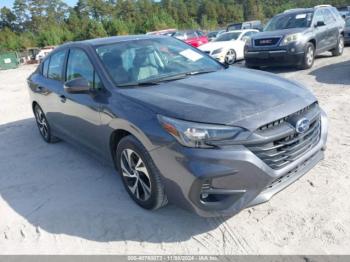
[306, 46, 314, 66]
[225, 50, 236, 65]
[120, 149, 151, 201]
[34, 106, 49, 140]
[339, 37, 344, 54]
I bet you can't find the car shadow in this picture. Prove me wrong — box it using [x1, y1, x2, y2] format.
[0, 119, 223, 243]
[309, 59, 350, 85]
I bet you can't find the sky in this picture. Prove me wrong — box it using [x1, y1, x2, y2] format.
[0, 0, 78, 9]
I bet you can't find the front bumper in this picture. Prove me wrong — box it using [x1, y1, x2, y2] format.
[150, 111, 328, 217]
[345, 34, 350, 44]
[245, 49, 304, 67]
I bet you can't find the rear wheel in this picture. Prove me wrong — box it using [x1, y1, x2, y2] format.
[33, 104, 59, 143]
[298, 42, 315, 70]
[116, 135, 168, 210]
[331, 36, 344, 56]
[225, 49, 236, 65]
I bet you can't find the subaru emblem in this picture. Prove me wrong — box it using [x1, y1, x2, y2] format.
[295, 118, 310, 134]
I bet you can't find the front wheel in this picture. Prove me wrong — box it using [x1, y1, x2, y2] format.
[332, 36, 344, 56]
[298, 43, 315, 70]
[116, 135, 168, 210]
[225, 49, 236, 65]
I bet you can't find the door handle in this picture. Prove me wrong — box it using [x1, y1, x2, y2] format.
[60, 95, 66, 103]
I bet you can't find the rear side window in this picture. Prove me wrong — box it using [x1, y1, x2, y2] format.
[66, 49, 102, 90]
[42, 59, 49, 77]
[48, 50, 66, 81]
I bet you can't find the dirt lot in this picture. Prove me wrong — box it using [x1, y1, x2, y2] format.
[0, 48, 350, 255]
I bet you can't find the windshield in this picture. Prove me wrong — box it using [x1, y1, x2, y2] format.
[264, 12, 313, 31]
[227, 24, 242, 31]
[215, 32, 241, 42]
[96, 37, 223, 86]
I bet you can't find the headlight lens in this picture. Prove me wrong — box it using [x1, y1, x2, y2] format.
[281, 33, 301, 45]
[212, 48, 224, 55]
[158, 115, 246, 148]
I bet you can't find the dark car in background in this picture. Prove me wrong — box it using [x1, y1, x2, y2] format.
[337, 6, 350, 18]
[245, 5, 345, 69]
[207, 30, 226, 41]
[345, 17, 350, 45]
[172, 30, 209, 47]
[227, 20, 263, 32]
[27, 35, 327, 217]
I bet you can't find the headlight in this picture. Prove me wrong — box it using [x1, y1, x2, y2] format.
[281, 33, 301, 45]
[245, 38, 253, 47]
[158, 115, 247, 148]
[212, 48, 224, 55]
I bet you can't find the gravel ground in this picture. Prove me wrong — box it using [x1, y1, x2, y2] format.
[0, 48, 349, 255]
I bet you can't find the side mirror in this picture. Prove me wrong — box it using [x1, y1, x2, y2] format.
[242, 36, 250, 43]
[315, 21, 326, 27]
[64, 77, 91, 94]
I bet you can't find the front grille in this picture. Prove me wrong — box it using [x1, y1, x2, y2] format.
[259, 103, 317, 131]
[254, 37, 281, 46]
[248, 105, 321, 169]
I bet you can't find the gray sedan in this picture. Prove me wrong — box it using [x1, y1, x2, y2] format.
[27, 35, 327, 217]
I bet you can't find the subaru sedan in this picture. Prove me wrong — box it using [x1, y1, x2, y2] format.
[27, 35, 328, 217]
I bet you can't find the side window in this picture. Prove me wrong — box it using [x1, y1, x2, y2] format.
[66, 49, 102, 90]
[187, 31, 197, 39]
[48, 50, 66, 81]
[323, 9, 335, 25]
[314, 10, 325, 25]
[42, 58, 49, 77]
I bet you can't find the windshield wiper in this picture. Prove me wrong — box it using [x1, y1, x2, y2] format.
[117, 70, 218, 87]
[118, 74, 188, 87]
[186, 69, 218, 76]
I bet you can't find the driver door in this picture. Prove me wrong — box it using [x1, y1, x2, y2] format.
[58, 48, 104, 155]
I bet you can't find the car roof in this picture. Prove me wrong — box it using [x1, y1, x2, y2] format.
[61, 35, 164, 48]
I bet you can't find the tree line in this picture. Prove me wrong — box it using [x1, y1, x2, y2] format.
[0, 0, 349, 51]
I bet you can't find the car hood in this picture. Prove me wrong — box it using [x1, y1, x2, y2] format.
[199, 41, 234, 51]
[118, 67, 317, 130]
[252, 28, 308, 39]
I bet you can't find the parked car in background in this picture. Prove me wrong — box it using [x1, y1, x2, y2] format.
[207, 30, 226, 41]
[27, 35, 328, 217]
[337, 6, 350, 18]
[36, 46, 55, 63]
[146, 29, 177, 36]
[345, 17, 350, 45]
[227, 20, 263, 32]
[172, 30, 209, 47]
[245, 5, 345, 69]
[199, 29, 258, 64]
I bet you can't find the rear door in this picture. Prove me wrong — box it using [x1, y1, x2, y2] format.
[29, 49, 67, 134]
[58, 48, 104, 154]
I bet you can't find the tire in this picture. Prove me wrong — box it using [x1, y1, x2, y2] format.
[33, 104, 60, 143]
[225, 49, 236, 65]
[116, 135, 168, 210]
[298, 42, 315, 70]
[331, 36, 344, 56]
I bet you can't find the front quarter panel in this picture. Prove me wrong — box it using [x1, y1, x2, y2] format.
[99, 91, 174, 163]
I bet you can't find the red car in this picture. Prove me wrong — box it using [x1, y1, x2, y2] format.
[172, 30, 208, 48]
